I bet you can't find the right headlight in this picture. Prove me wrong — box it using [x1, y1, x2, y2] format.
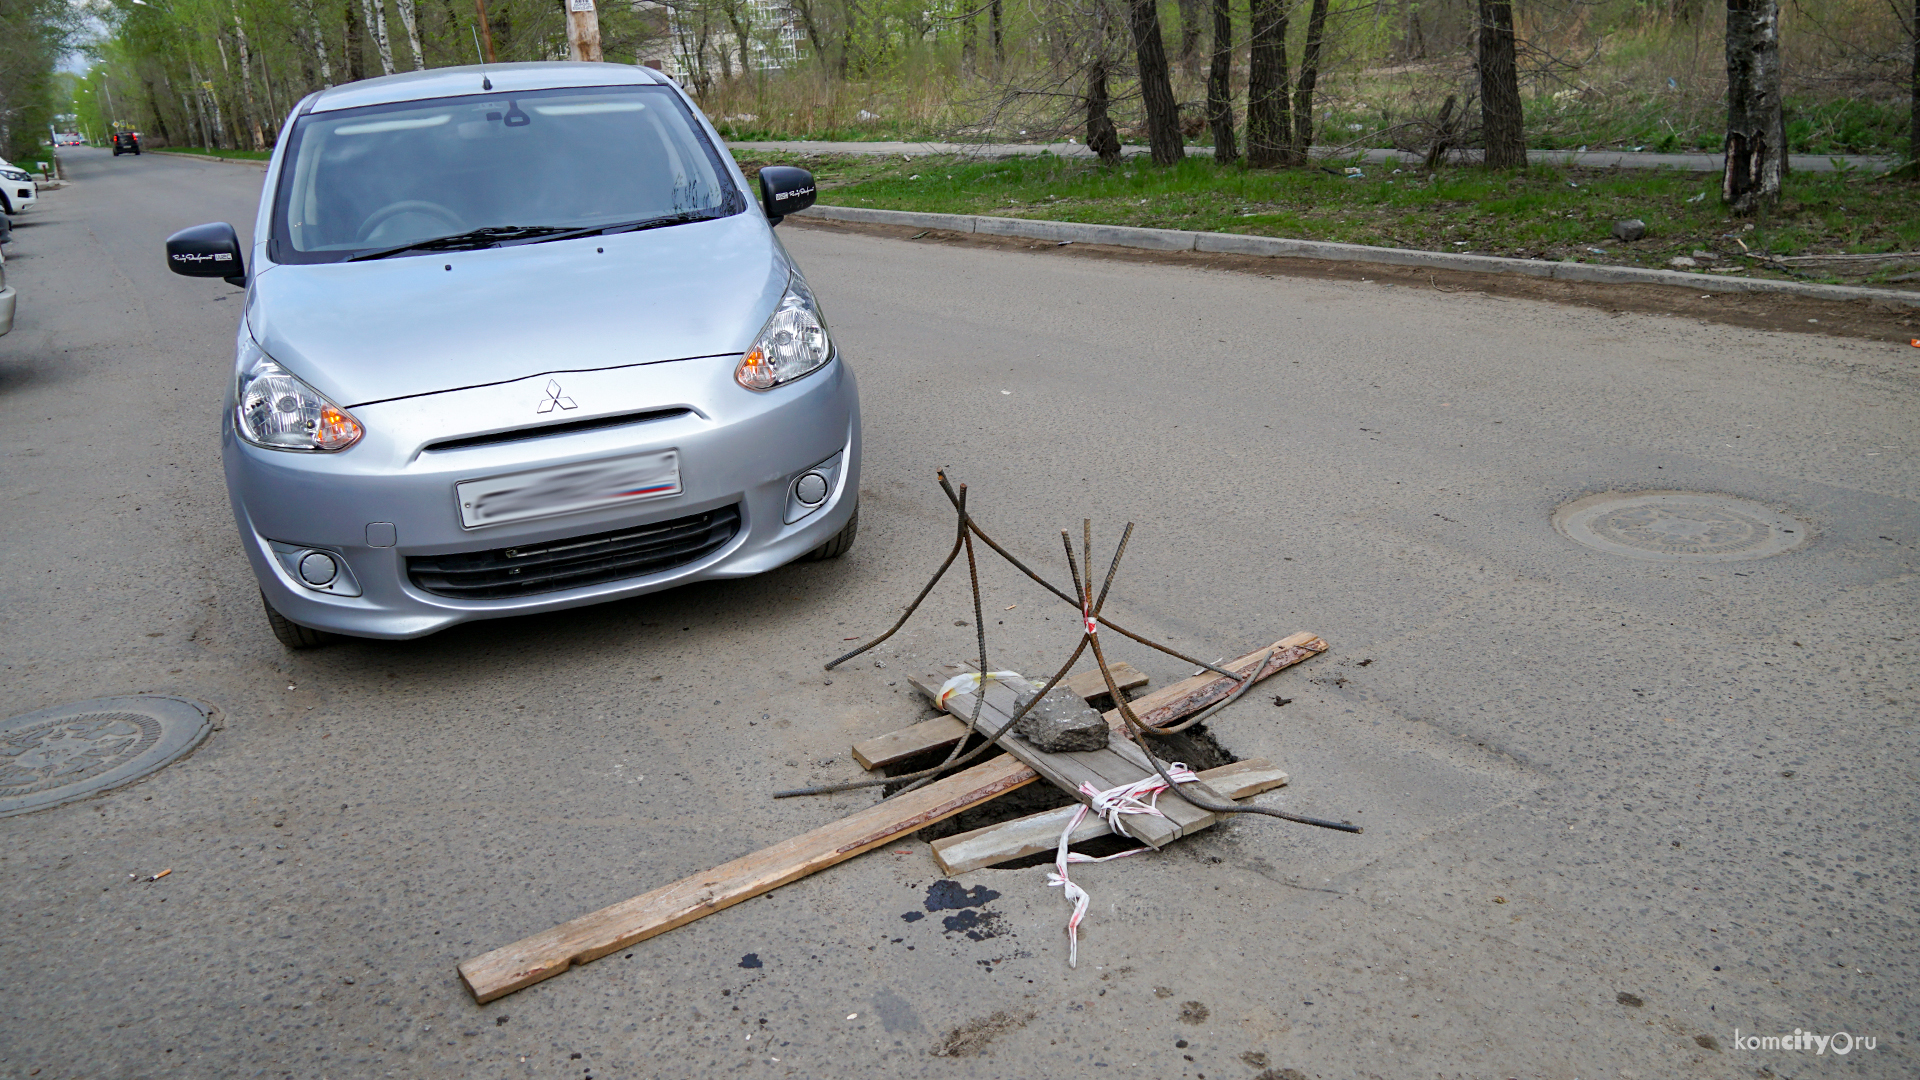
[234, 346, 363, 452]
[735, 274, 833, 391]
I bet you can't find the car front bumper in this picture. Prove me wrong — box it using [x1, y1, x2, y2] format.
[4, 184, 35, 212]
[226, 353, 860, 639]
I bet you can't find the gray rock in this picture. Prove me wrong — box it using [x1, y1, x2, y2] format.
[1012, 688, 1110, 753]
[1611, 218, 1647, 242]
[1691, 249, 1718, 262]
[1668, 256, 1698, 269]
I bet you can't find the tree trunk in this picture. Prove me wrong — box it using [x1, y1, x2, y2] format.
[1129, 0, 1185, 165]
[307, 2, 336, 86]
[1174, 0, 1202, 79]
[1292, 0, 1329, 156]
[345, 0, 366, 82]
[1085, 58, 1123, 164]
[1477, 0, 1525, 169]
[363, 0, 396, 76]
[1909, 0, 1917, 170]
[1723, 0, 1784, 212]
[214, 34, 236, 149]
[1245, 0, 1293, 166]
[725, 0, 753, 75]
[395, 0, 426, 70]
[1206, 0, 1237, 163]
[232, 7, 266, 150]
[145, 79, 174, 145]
[990, 0, 1003, 67]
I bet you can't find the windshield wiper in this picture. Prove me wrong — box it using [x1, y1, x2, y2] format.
[347, 209, 729, 262]
[512, 208, 730, 247]
[347, 225, 575, 262]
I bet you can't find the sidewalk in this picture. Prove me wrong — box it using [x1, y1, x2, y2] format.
[734, 140, 1895, 174]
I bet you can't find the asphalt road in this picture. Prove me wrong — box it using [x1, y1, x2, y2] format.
[2, 145, 1916, 1079]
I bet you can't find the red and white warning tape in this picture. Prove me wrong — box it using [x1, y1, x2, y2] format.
[1046, 763, 1200, 968]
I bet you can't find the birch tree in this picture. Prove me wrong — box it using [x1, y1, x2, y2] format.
[395, 0, 426, 70]
[362, 0, 397, 76]
[1722, 0, 1785, 211]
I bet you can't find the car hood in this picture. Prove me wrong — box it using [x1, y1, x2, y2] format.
[247, 211, 786, 408]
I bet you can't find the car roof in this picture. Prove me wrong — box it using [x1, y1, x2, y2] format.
[308, 62, 666, 115]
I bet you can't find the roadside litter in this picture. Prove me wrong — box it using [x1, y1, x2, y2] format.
[457, 473, 1352, 1002]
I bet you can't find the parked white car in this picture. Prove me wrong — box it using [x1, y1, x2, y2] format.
[0, 158, 38, 216]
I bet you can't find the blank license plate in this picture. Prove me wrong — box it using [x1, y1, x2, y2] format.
[457, 449, 681, 528]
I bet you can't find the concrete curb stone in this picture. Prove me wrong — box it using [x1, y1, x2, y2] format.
[150, 150, 270, 168]
[797, 203, 1920, 308]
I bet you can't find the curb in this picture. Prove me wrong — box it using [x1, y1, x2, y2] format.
[796, 204, 1920, 308]
[151, 150, 270, 168]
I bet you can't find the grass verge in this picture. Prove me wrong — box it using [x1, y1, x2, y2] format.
[739, 150, 1920, 287]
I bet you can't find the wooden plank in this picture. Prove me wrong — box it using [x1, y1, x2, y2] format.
[909, 665, 1229, 849]
[1056, 662, 1149, 702]
[1105, 632, 1327, 730]
[850, 662, 1144, 771]
[457, 754, 1039, 1004]
[931, 759, 1290, 875]
[850, 715, 974, 771]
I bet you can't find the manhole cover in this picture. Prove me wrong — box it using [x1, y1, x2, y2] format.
[1553, 491, 1810, 562]
[0, 696, 213, 818]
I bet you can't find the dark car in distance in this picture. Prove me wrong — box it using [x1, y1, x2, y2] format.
[111, 131, 141, 156]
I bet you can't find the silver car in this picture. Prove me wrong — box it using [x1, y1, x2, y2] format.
[166, 63, 858, 647]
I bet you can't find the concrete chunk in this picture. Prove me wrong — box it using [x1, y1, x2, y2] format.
[1012, 688, 1110, 753]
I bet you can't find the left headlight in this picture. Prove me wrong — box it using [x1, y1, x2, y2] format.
[0, 169, 29, 182]
[234, 350, 363, 452]
[735, 275, 833, 391]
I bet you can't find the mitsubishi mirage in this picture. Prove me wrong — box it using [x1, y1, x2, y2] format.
[165, 63, 858, 648]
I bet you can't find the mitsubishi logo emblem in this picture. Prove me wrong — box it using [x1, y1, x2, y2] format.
[538, 379, 577, 414]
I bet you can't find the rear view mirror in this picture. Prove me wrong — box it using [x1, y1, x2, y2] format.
[758, 167, 815, 226]
[166, 222, 247, 287]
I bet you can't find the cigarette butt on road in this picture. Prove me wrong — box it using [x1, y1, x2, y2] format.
[149, 868, 172, 882]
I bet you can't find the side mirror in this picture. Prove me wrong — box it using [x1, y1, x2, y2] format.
[757, 166, 815, 226]
[166, 222, 247, 287]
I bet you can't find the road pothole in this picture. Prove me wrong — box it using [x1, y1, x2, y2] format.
[1553, 491, 1810, 562]
[900, 724, 1240, 852]
[0, 696, 214, 817]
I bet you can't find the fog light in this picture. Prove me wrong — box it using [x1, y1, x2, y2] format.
[795, 471, 828, 505]
[297, 551, 338, 586]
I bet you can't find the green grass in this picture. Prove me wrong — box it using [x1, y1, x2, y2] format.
[154, 145, 273, 160]
[741, 150, 1920, 284]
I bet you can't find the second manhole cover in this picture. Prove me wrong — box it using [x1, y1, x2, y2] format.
[0, 696, 214, 818]
[1554, 491, 1810, 562]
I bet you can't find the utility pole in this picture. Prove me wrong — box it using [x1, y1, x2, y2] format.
[473, 0, 496, 63]
[566, 0, 603, 62]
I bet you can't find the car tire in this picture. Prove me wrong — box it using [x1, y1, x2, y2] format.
[802, 503, 858, 561]
[262, 591, 332, 649]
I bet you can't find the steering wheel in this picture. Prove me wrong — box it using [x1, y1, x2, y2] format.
[356, 200, 462, 244]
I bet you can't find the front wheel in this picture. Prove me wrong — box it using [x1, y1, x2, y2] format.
[262, 591, 332, 649]
[802, 504, 858, 561]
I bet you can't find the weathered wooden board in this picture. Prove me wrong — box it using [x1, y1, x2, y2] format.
[1056, 662, 1149, 702]
[907, 665, 1229, 849]
[1105, 632, 1327, 730]
[457, 754, 1039, 1003]
[930, 758, 1290, 874]
[851, 662, 1146, 770]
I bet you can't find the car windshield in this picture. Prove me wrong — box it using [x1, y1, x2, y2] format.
[272, 84, 738, 262]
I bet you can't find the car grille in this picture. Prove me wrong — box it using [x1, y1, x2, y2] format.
[407, 504, 740, 600]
